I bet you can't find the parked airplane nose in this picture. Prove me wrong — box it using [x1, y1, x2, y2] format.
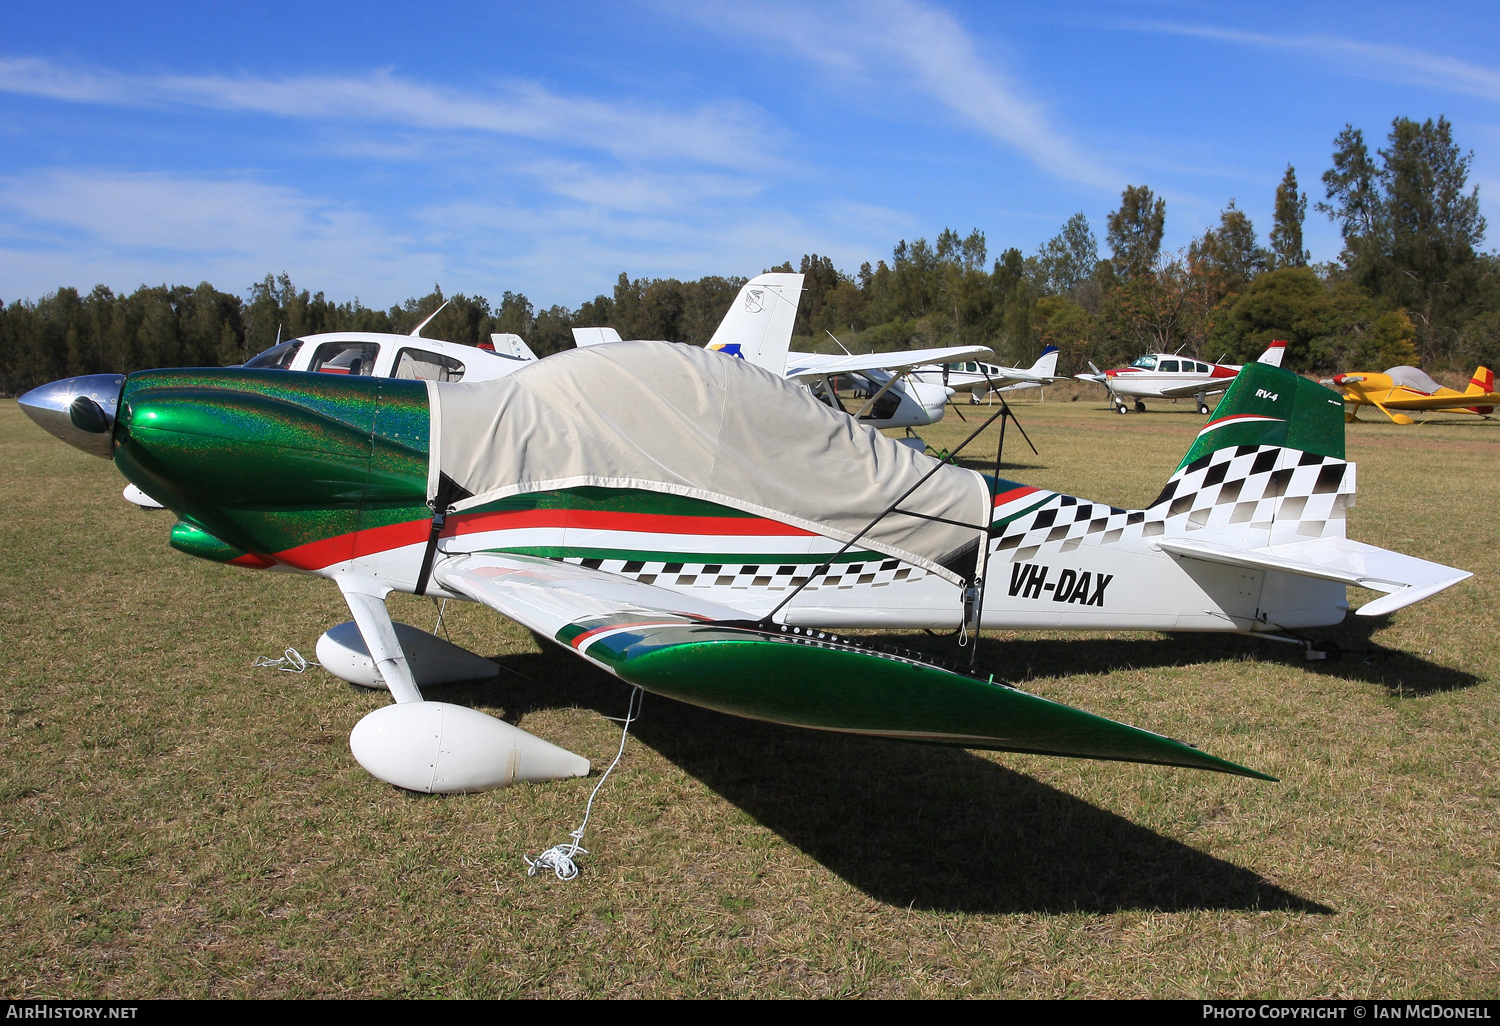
[17, 373, 127, 459]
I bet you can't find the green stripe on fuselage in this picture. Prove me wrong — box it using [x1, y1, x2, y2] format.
[460, 486, 765, 518]
[483, 546, 884, 565]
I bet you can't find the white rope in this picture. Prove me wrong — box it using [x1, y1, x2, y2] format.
[251, 648, 319, 672]
[525, 686, 643, 881]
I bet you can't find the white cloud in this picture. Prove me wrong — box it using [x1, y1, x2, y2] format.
[667, 0, 1116, 188]
[0, 170, 442, 301]
[1128, 23, 1500, 103]
[0, 57, 776, 170]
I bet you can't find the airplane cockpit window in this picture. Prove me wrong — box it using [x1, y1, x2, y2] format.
[243, 339, 303, 369]
[1160, 359, 1180, 372]
[1386, 366, 1442, 394]
[1129, 355, 1158, 370]
[1196, 362, 1212, 373]
[394, 348, 466, 382]
[310, 342, 379, 376]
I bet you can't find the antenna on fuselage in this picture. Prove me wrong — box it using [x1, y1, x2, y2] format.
[410, 298, 451, 338]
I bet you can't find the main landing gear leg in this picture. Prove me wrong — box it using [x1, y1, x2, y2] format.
[338, 577, 424, 704]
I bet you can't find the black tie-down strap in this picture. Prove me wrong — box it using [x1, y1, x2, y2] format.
[414, 507, 449, 597]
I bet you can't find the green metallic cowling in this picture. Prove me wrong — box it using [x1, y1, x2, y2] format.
[113, 368, 430, 561]
[170, 520, 251, 563]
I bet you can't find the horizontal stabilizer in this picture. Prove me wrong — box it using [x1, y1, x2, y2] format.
[1159, 536, 1470, 616]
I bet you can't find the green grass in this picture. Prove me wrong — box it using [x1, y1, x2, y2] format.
[0, 390, 1497, 998]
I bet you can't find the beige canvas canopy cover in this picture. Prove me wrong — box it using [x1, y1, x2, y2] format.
[427, 341, 991, 582]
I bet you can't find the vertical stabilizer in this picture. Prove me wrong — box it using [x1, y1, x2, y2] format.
[1177, 364, 1344, 472]
[705, 273, 804, 375]
[489, 333, 538, 361]
[1256, 340, 1287, 367]
[1466, 366, 1495, 395]
[572, 327, 623, 348]
[1030, 345, 1060, 376]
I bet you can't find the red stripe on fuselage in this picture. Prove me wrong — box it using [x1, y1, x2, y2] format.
[262, 505, 816, 572]
[447, 507, 814, 539]
[993, 485, 1039, 507]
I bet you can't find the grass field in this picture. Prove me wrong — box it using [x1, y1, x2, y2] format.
[0, 387, 1496, 998]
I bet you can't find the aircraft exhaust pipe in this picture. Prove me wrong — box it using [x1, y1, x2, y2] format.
[17, 373, 127, 459]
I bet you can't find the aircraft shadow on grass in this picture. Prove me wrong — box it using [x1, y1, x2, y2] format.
[431, 640, 1334, 916]
[913, 619, 1481, 698]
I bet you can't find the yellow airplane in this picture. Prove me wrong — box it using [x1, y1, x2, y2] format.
[1322, 366, 1498, 424]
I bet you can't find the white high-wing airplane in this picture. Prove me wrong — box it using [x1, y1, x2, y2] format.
[905, 346, 1062, 404]
[575, 273, 992, 431]
[1075, 341, 1287, 415]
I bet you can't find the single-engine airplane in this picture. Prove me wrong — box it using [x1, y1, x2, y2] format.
[1076, 342, 1287, 415]
[905, 346, 1063, 404]
[1321, 365, 1498, 424]
[576, 273, 987, 431]
[19, 345, 1469, 795]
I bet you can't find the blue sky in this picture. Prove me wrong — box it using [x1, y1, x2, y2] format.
[2, 0, 1498, 308]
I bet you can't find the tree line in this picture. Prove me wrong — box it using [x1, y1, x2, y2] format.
[3, 114, 1496, 396]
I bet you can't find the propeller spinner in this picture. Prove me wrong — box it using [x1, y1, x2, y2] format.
[17, 374, 126, 459]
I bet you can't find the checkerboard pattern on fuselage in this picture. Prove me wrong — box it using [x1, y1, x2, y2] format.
[992, 444, 1354, 563]
[549, 555, 931, 591]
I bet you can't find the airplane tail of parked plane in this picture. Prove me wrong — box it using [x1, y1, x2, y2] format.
[1029, 345, 1060, 377]
[1464, 366, 1495, 395]
[482, 333, 539, 362]
[1140, 362, 1468, 618]
[572, 327, 623, 348]
[705, 273, 804, 375]
[1255, 340, 1287, 367]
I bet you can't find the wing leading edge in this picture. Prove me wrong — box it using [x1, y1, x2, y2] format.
[435, 552, 1272, 779]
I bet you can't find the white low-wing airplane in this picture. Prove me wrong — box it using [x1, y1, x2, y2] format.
[575, 273, 993, 431]
[18, 343, 1470, 798]
[247, 296, 540, 380]
[1076, 341, 1287, 415]
[121, 308, 540, 512]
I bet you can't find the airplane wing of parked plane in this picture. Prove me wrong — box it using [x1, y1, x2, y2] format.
[430, 550, 1264, 775]
[784, 346, 994, 381]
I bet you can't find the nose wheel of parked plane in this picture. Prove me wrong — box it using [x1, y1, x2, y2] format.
[1112, 397, 1128, 414]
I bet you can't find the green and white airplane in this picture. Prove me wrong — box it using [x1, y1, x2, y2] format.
[18, 342, 1470, 794]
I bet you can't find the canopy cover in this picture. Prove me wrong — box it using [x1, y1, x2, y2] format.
[1385, 365, 1442, 394]
[428, 341, 990, 582]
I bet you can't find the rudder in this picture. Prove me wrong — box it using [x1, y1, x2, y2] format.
[1176, 363, 1345, 472]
